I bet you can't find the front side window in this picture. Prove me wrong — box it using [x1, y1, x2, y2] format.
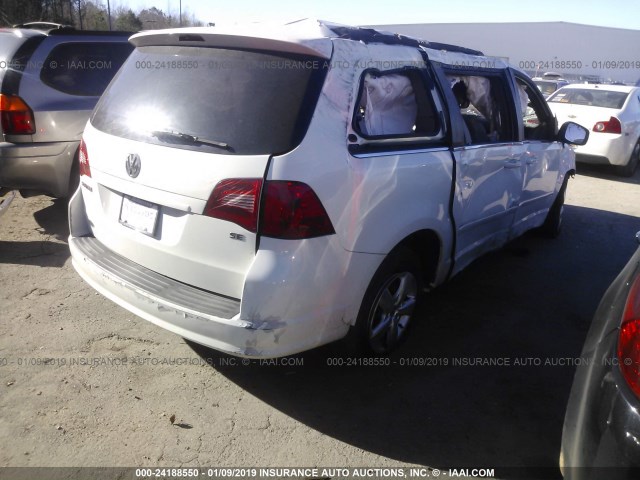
[40, 42, 133, 96]
[516, 76, 556, 141]
[352, 69, 441, 141]
[446, 72, 516, 145]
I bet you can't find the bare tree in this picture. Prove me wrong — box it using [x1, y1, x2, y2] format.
[0, 1, 202, 29]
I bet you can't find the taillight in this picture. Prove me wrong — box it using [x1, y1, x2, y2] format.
[617, 272, 640, 398]
[205, 178, 335, 239]
[204, 178, 262, 232]
[0, 94, 35, 135]
[78, 138, 91, 178]
[260, 181, 335, 240]
[593, 116, 622, 134]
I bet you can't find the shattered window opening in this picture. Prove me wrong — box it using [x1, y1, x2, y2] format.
[353, 69, 440, 140]
[447, 73, 514, 145]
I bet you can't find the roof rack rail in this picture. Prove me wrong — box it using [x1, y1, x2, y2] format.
[48, 29, 134, 36]
[325, 24, 484, 56]
[11, 22, 133, 36]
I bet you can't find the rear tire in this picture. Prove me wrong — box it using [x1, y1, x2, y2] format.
[540, 178, 568, 238]
[350, 247, 422, 355]
[65, 149, 80, 198]
[617, 140, 640, 177]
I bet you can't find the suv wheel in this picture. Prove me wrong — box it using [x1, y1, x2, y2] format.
[353, 248, 421, 354]
[541, 178, 568, 238]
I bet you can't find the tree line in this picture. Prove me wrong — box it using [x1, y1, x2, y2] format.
[0, 1, 204, 31]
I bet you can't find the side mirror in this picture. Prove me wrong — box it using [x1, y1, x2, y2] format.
[559, 121, 589, 146]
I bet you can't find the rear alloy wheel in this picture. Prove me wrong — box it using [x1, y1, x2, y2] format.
[618, 140, 640, 177]
[355, 248, 421, 354]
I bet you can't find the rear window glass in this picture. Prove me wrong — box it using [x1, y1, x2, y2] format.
[534, 81, 559, 96]
[548, 88, 630, 109]
[91, 46, 327, 156]
[40, 42, 133, 96]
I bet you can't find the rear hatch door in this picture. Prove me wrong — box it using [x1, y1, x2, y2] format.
[82, 40, 328, 299]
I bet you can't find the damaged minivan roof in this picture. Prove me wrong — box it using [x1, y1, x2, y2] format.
[129, 18, 487, 61]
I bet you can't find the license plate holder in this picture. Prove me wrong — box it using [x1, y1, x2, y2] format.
[119, 195, 159, 236]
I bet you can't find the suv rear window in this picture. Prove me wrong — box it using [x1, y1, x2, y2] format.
[40, 42, 133, 96]
[548, 88, 630, 109]
[91, 46, 327, 156]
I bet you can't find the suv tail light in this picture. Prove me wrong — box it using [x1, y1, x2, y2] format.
[617, 271, 640, 398]
[260, 181, 335, 239]
[0, 94, 36, 135]
[205, 179, 335, 239]
[593, 117, 622, 134]
[78, 138, 91, 177]
[205, 179, 262, 233]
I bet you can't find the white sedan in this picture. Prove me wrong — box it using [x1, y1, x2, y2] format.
[547, 84, 640, 176]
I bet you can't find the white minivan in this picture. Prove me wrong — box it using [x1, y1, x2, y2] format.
[69, 20, 588, 357]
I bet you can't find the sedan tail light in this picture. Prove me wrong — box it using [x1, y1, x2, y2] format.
[0, 94, 36, 135]
[617, 271, 640, 398]
[78, 138, 92, 178]
[205, 178, 335, 239]
[593, 116, 622, 134]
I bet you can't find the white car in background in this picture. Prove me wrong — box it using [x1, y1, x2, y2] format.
[547, 84, 640, 176]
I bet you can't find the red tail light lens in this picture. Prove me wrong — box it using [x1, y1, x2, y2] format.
[260, 181, 335, 240]
[593, 116, 622, 134]
[0, 94, 35, 135]
[78, 138, 91, 178]
[204, 178, 262, 232]
[618, 272, 640, 398]
[205, 179, 335, 239]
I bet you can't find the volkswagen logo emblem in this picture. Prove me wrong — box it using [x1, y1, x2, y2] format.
[125, 153, 141, 178]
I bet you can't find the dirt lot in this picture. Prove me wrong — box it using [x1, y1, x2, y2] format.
[1, 166, 639, 479]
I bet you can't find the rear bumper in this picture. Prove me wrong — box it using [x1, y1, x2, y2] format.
[69, 189, 380, 358]
[561, 250, 640, 478]
[0, 141, 78, 197]
[560, 354, 640, 479]
[574, 133, 632, 167]
[70, 234, 375, 358]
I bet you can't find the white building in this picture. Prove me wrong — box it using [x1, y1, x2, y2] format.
[371, 22, 640, 84]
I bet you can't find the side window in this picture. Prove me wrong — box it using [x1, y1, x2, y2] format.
[446, 73, 516, 145]
[352, 69, 441, 141]
[515, 76, 556, 141]
[40, 42, 133, 96]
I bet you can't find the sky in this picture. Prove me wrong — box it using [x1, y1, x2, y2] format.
[123, 0, 640, 30]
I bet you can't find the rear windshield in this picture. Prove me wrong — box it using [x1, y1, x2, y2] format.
[548, 88, 630, 109]
[40, 42, 133, 96]
[91, 46, 327, 155]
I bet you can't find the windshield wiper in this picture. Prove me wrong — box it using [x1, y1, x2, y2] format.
[151, 130, 232, 151]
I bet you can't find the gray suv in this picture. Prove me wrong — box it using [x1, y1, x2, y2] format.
[0, 23, 133, 198]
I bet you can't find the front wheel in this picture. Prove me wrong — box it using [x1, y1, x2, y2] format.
[540, 177, 568, 238]
[352, 248, 421, 355]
